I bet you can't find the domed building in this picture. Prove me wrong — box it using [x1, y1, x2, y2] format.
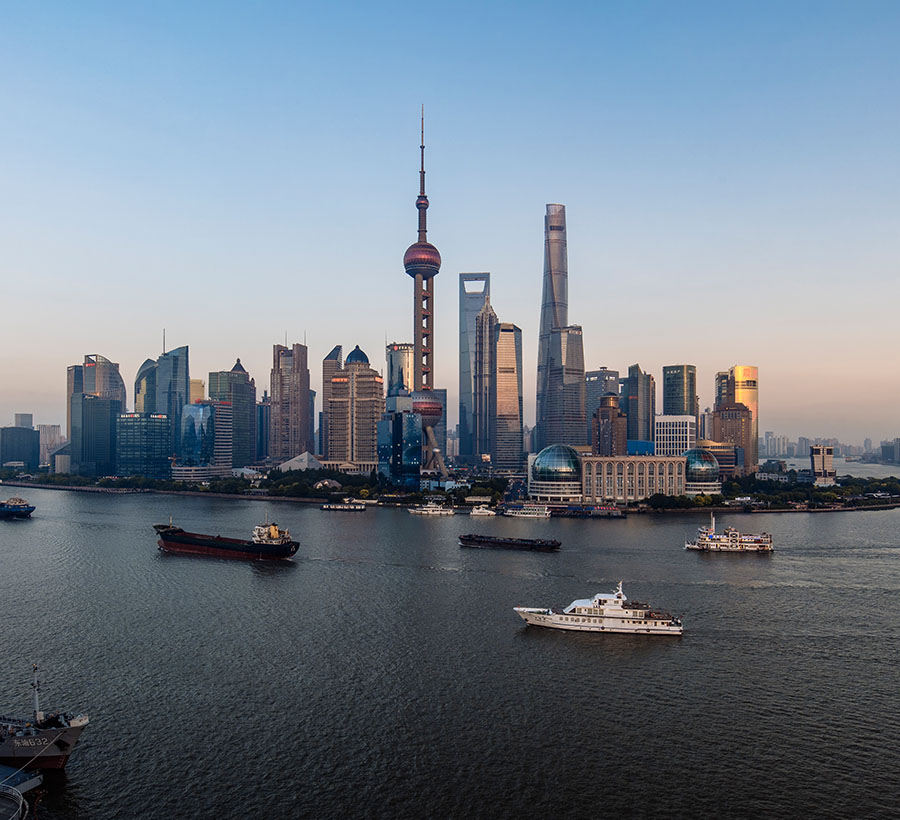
[528, 444, 583, 503]
[684, 447, 721, 496]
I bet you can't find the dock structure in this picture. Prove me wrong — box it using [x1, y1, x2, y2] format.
[0, 764, 43, 820]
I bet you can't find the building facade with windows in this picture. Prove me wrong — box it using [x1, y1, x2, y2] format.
[208, 359, 256, 468]
[116, 413, 171, 478]
[582, 455, 686, 503]
[458, 273, 490, 459]
[654, 415, 697, 457]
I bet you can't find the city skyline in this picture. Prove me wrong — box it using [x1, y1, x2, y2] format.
[2, 3, 899, 442]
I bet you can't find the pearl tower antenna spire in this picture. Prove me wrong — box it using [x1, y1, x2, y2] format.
[403, 107, 447, 477]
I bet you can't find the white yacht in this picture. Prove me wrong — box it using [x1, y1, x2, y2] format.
[514, 582, 683, 635]
[469, 505, 496, 516]
[685, 513, 773, 552]
[503, 504, 551, 519]
[408, 502, 455, 516]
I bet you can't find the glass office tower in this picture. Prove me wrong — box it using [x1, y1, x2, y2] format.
[458, 273, 490, 458]
[116, 413, 171, 478]
[491, 323, 523, 470]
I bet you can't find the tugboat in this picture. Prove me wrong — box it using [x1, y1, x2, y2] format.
[0, 498, 35, 520]
[0, 666, 89, 770]
[153, 517, 299, 560]
[514, 581, 683, 635]
[685, 513, 773, 552]
[459, 533, 560, 552]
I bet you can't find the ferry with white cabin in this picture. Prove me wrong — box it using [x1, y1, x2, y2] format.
[408, 502, 455, 516]
[685, 513, 773, 553]
[469, 505, 496, 516]
[503, 504, 551, 519]
[514, 582, 682, 635]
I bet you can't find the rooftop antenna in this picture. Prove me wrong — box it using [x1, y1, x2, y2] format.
[162, 328, 166, 355]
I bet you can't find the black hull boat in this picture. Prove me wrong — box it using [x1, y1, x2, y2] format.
[153, 521, 299, 560]
[458, 533, 561, 552]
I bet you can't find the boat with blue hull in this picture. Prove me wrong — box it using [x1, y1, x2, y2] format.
[0, 499, 34, 520]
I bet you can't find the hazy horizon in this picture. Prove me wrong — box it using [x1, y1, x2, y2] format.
[2, 1, 898, 444]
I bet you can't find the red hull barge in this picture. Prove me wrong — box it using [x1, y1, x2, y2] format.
[153, 523, 299, 560]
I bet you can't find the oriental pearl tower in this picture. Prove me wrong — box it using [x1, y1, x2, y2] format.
[404, 110, 448, 477]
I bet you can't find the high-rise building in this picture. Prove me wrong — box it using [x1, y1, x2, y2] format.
[14, 414, 33, 429]
[116, 413, 171, 478]
[0, 426, 40, 470]
[491, 323, 523, 470]
[473, 298, 498, 455]
[256, 391, 271, 461]
[402, 113, 446, 476]
[68, 354, 127, 439]
[458, 273, 490, 458]
[810, 445, 836, 486]
[208, 359, 257, 468]
[620, 364, 656, 444]
[386, 343, 414, 398]
[37, 424, 62, 464]
[535, 204, 568, 450]
[69, 394, 121, 476]
[269, 343, 314, 459]
[172, 401, 232, 481]
[189, 379, 205, 404]
[326, 346, 384, 464]
[711, 403, 753, 475]
[654, 415, 697, 457]
[140, 346, 191, 455]
[662, 365, 698, 421]
[377, 405, 422, 488]
[715, 366, 759, 471]
[591, 394, 628, 456]
[585, 369, 619, 443]
[320, 346, 343, 458]
[134, 358, 157, 413]
[544, 325, 586, 447]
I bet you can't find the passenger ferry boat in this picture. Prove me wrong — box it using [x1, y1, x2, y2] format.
[685, 513, 773, 553]
[514, 582, 682, 635]
[503, 504, 551, 519]
[469, 505, 496, 516]
[408, 502, 454, 516]
[320, 503, 367, 512]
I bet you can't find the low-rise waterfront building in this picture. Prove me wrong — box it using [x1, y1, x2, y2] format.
[581, 454, 686, 503]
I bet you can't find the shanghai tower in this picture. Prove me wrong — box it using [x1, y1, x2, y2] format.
[403, 111, 448, 476]
[535, 203, 569, 450]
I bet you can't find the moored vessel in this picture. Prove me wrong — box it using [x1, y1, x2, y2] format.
[0, 666, 89, 770]
[408, 502, 454, 516]
[459, 533, 560, 551]
[153, 518, 299, 560]
[502, 504, 551, 519]
[685, 513, 773, 552]
[514, 581, 683, 635]
[0, 499, 35, 520]
[469, 505, 496, 516]
[320, 503, 367, 512]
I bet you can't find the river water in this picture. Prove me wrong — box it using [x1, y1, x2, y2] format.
[1, 488, 898, 819]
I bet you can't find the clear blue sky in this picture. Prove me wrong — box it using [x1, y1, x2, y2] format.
[2, 1, 898, 442]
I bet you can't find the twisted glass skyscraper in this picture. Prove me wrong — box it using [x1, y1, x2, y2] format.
[535, 204, 568, 450]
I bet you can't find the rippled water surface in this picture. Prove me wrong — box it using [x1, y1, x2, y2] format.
[1, 489, 899, 819]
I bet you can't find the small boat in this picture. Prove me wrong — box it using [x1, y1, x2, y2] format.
[514, 582, 683, 635]
[0, 665, 89, 770]
[153, 517, 299, 560]
[502, 504, 551, 519]
[0, 498, 35, 520]
[408, 502, 454, 516]
[320, 503, 367, 512]
[459, 533, 560, 551]
[685, 513, 773, 552]
[469, 505, 496, 516]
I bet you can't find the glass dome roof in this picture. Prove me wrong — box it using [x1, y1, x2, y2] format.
[685, 448, 720, 483]
[532, 445, 582, 482]
[345, 345, 369, 365]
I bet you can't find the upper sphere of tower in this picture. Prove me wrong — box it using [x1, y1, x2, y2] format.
[416, 195, 429, 210]
[404, 242, 442, 278]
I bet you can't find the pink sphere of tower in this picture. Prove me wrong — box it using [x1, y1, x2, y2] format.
[411, 390, 443, 427]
